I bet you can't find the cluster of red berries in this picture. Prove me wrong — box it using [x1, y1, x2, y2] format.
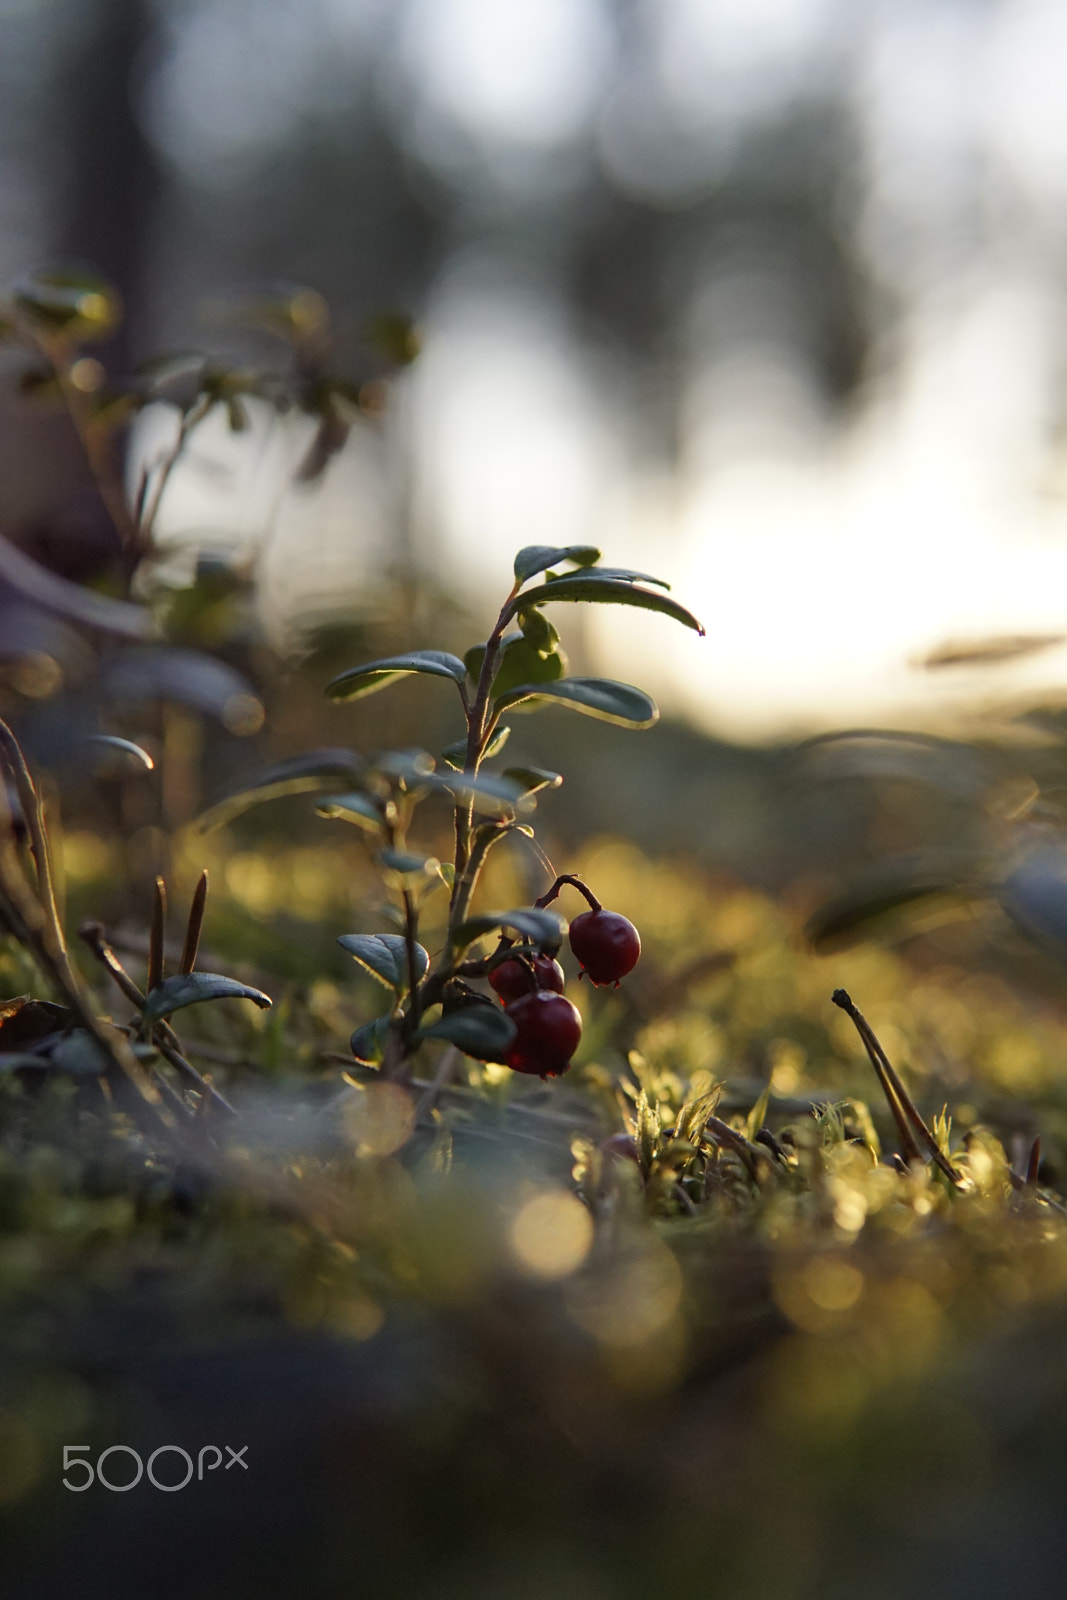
[488, 908, 641, 1078]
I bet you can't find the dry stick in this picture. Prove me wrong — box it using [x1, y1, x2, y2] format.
[180, 870, 209, 974]
[416, 1044, 460, 1122]
[832, 989, 959, 1183]
[1026, 1136, 1042, 1188]
[0, 761, 168, 1132]
[78, 921, 237, 1119]
[0, 721, 72, 974]
[148, 876, 167, 995]
[832, 989, 921, 1167]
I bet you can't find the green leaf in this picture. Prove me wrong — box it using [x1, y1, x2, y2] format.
[196, 749, 364, 831]
[506, 578, 704, 635]
[501, 766, 562, 797]
[315, 792, 385, 832]
[494, 677, 658, 728]
[419, 1004, 516, 1062]
[350, 1016, 392, 1065]
[513, 545, 601, 584]
[466, 635, 566, 700]
[85, 735, 155, 771]
[142, 973, 271, 1026]
[431, 770, 531, 817]
[452, 908, 566, 950]
[441, 725, 510, 769]
[370, 749, 437, 787]
[367, 310, 420, 366]
[49, 1032, 111, 1078]
[464, 635, 517, 682]
[0, 1053, 60, 1075]
[804, 855, 975, 953]
[325, 651, 467, 702]
[517, 608, 560, 654]
[0, 532, 153, 640]
[12, 271, 122, 339]
[494, 637, 566, 699]
[1000, 846, 1067, 953]
[338, 933, 429, 989]
[218, 283, 331, 343]
[544, 566, 669, 590]
[377, 849, 440, 883]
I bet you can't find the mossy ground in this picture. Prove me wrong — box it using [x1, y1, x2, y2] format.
[3, 834, 1067, 1598]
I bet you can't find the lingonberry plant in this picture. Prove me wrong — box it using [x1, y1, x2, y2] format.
[208, 545, 704, 1081]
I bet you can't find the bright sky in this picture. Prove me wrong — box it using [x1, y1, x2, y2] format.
[139, 0, 1067, 744]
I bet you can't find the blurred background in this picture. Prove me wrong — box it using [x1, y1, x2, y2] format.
[8, 0, 1067, 742]
[11, 12, 1067, 1599]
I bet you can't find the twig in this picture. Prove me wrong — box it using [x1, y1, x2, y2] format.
[416, 1045, 460, 1121]
[78, 920, 237, 1118]
[180, 870, 209, 974]
[832, 989, 959, 1183]
[148, 876, 166, 995]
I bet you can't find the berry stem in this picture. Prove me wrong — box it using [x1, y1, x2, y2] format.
[535, 874, 601, 913]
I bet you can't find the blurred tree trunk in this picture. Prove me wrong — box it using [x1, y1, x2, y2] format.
[54, 0, 161, 373]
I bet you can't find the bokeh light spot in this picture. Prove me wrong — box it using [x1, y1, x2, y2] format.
[510, 1191, 593, 1280]
[344, 1081, 416, 1158]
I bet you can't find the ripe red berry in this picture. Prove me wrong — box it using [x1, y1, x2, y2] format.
[488, 954, 566, 1004]
[504, 990, 582, 1078]
[568, 909, 641, 986]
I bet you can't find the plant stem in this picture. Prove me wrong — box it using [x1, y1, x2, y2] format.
[401, 887, 422, 1037]
[137, 393, 214, 547]
[448, 582, 520, 930]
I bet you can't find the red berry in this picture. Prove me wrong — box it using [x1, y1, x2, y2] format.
[504, 990, 582, 1078]
[488, 954, 566, 1004]
[568, 909, 641, 986]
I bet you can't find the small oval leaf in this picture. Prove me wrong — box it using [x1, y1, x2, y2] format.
[13, 271, 121, 338]
[325, 651, 467, 702]
[804, 853, 978, 952]
[338, 933, 429, 989]
[544, 566, 669, 590]
[419, 1003, 516, 1062]
[0, 533, 154, 639]
[85, 734, 155, 771]
[142, 972, 271, 1026]
[50, 1031, 111, 1077]
[350, 1016, 392, 1065]
[514, 545, 601, 584]
[442, 725, 511, 769]
[494, 677, 658, 728]
[377, 849, 440, 881]
[452, 908, 566, 950]
[316, 792, 385, 832]
[490, 636, 566, 699]
[102, 647, 263, 730]
[501, 766, 562, 797]
[197, 748, 365, 831]
[506, 578, 704, 635]
[430, 771, 531, 817]
[1000, 845, 1067, 953]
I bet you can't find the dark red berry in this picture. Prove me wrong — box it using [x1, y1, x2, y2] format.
[568, 909, 641, 986]
[504, 990, 582, 1078]
[488, 954, 566, 1004]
